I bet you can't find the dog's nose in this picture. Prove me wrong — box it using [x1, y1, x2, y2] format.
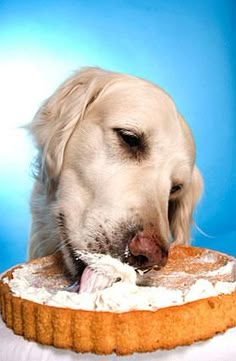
[128, 232, 168, 268]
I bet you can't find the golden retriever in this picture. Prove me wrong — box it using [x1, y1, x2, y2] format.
[28, 67, 203, 291]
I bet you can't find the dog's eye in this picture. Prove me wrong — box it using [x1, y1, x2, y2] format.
[115, 128, 141, 148]
[170, 184, 182, 194]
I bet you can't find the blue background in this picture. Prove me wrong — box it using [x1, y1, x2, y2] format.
[0, 0, 235, 273]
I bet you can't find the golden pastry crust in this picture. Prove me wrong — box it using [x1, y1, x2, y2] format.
[1, 246, 236, 355]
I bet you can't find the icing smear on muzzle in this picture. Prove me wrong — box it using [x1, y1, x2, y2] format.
[67, 250, 138, 293]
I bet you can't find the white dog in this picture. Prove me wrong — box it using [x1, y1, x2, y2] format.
[28, 67, 203, 291]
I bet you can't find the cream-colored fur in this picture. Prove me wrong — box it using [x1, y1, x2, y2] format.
[28, 67, 203, 276]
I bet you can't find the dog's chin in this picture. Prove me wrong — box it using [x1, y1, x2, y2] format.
[61, 251, 86, 280]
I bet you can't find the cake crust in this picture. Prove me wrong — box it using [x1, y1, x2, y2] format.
[1, 246, 236, 355]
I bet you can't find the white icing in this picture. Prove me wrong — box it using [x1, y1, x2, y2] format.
[184, 279, 218, 303]
[75, 251, 137, 284]
[3, 258, 236, 312]
[196, 253, 218, 263]
[205, 261, 236, 277]
[94, 282, 184, 311]
[214, 281, 236, 295]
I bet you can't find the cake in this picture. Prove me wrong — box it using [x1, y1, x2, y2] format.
[0, 245, 236, 355]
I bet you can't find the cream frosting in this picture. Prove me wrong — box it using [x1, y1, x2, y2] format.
[3, 255, 236, 312]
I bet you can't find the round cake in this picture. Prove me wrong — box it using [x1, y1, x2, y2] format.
[0, 245, 236, 355]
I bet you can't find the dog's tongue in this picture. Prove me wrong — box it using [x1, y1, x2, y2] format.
[79, 266, 114, 293]
[67, 253, 137, 294]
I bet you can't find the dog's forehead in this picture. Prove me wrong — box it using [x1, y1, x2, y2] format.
[90, 78, 179, 135]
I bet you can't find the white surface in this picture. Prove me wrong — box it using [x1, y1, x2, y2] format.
[0, 316, 236, 361]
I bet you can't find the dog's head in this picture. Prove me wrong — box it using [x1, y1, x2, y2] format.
[29, 67, 203, 277]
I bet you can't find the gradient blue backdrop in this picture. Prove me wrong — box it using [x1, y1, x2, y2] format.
[0, 0, 235, 272]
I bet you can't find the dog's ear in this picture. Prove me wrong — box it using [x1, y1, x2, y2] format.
[28, 67, 110, 195]
[168, 166, 203, 245]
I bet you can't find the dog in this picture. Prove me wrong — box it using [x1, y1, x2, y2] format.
[28, 67, 203, 292]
